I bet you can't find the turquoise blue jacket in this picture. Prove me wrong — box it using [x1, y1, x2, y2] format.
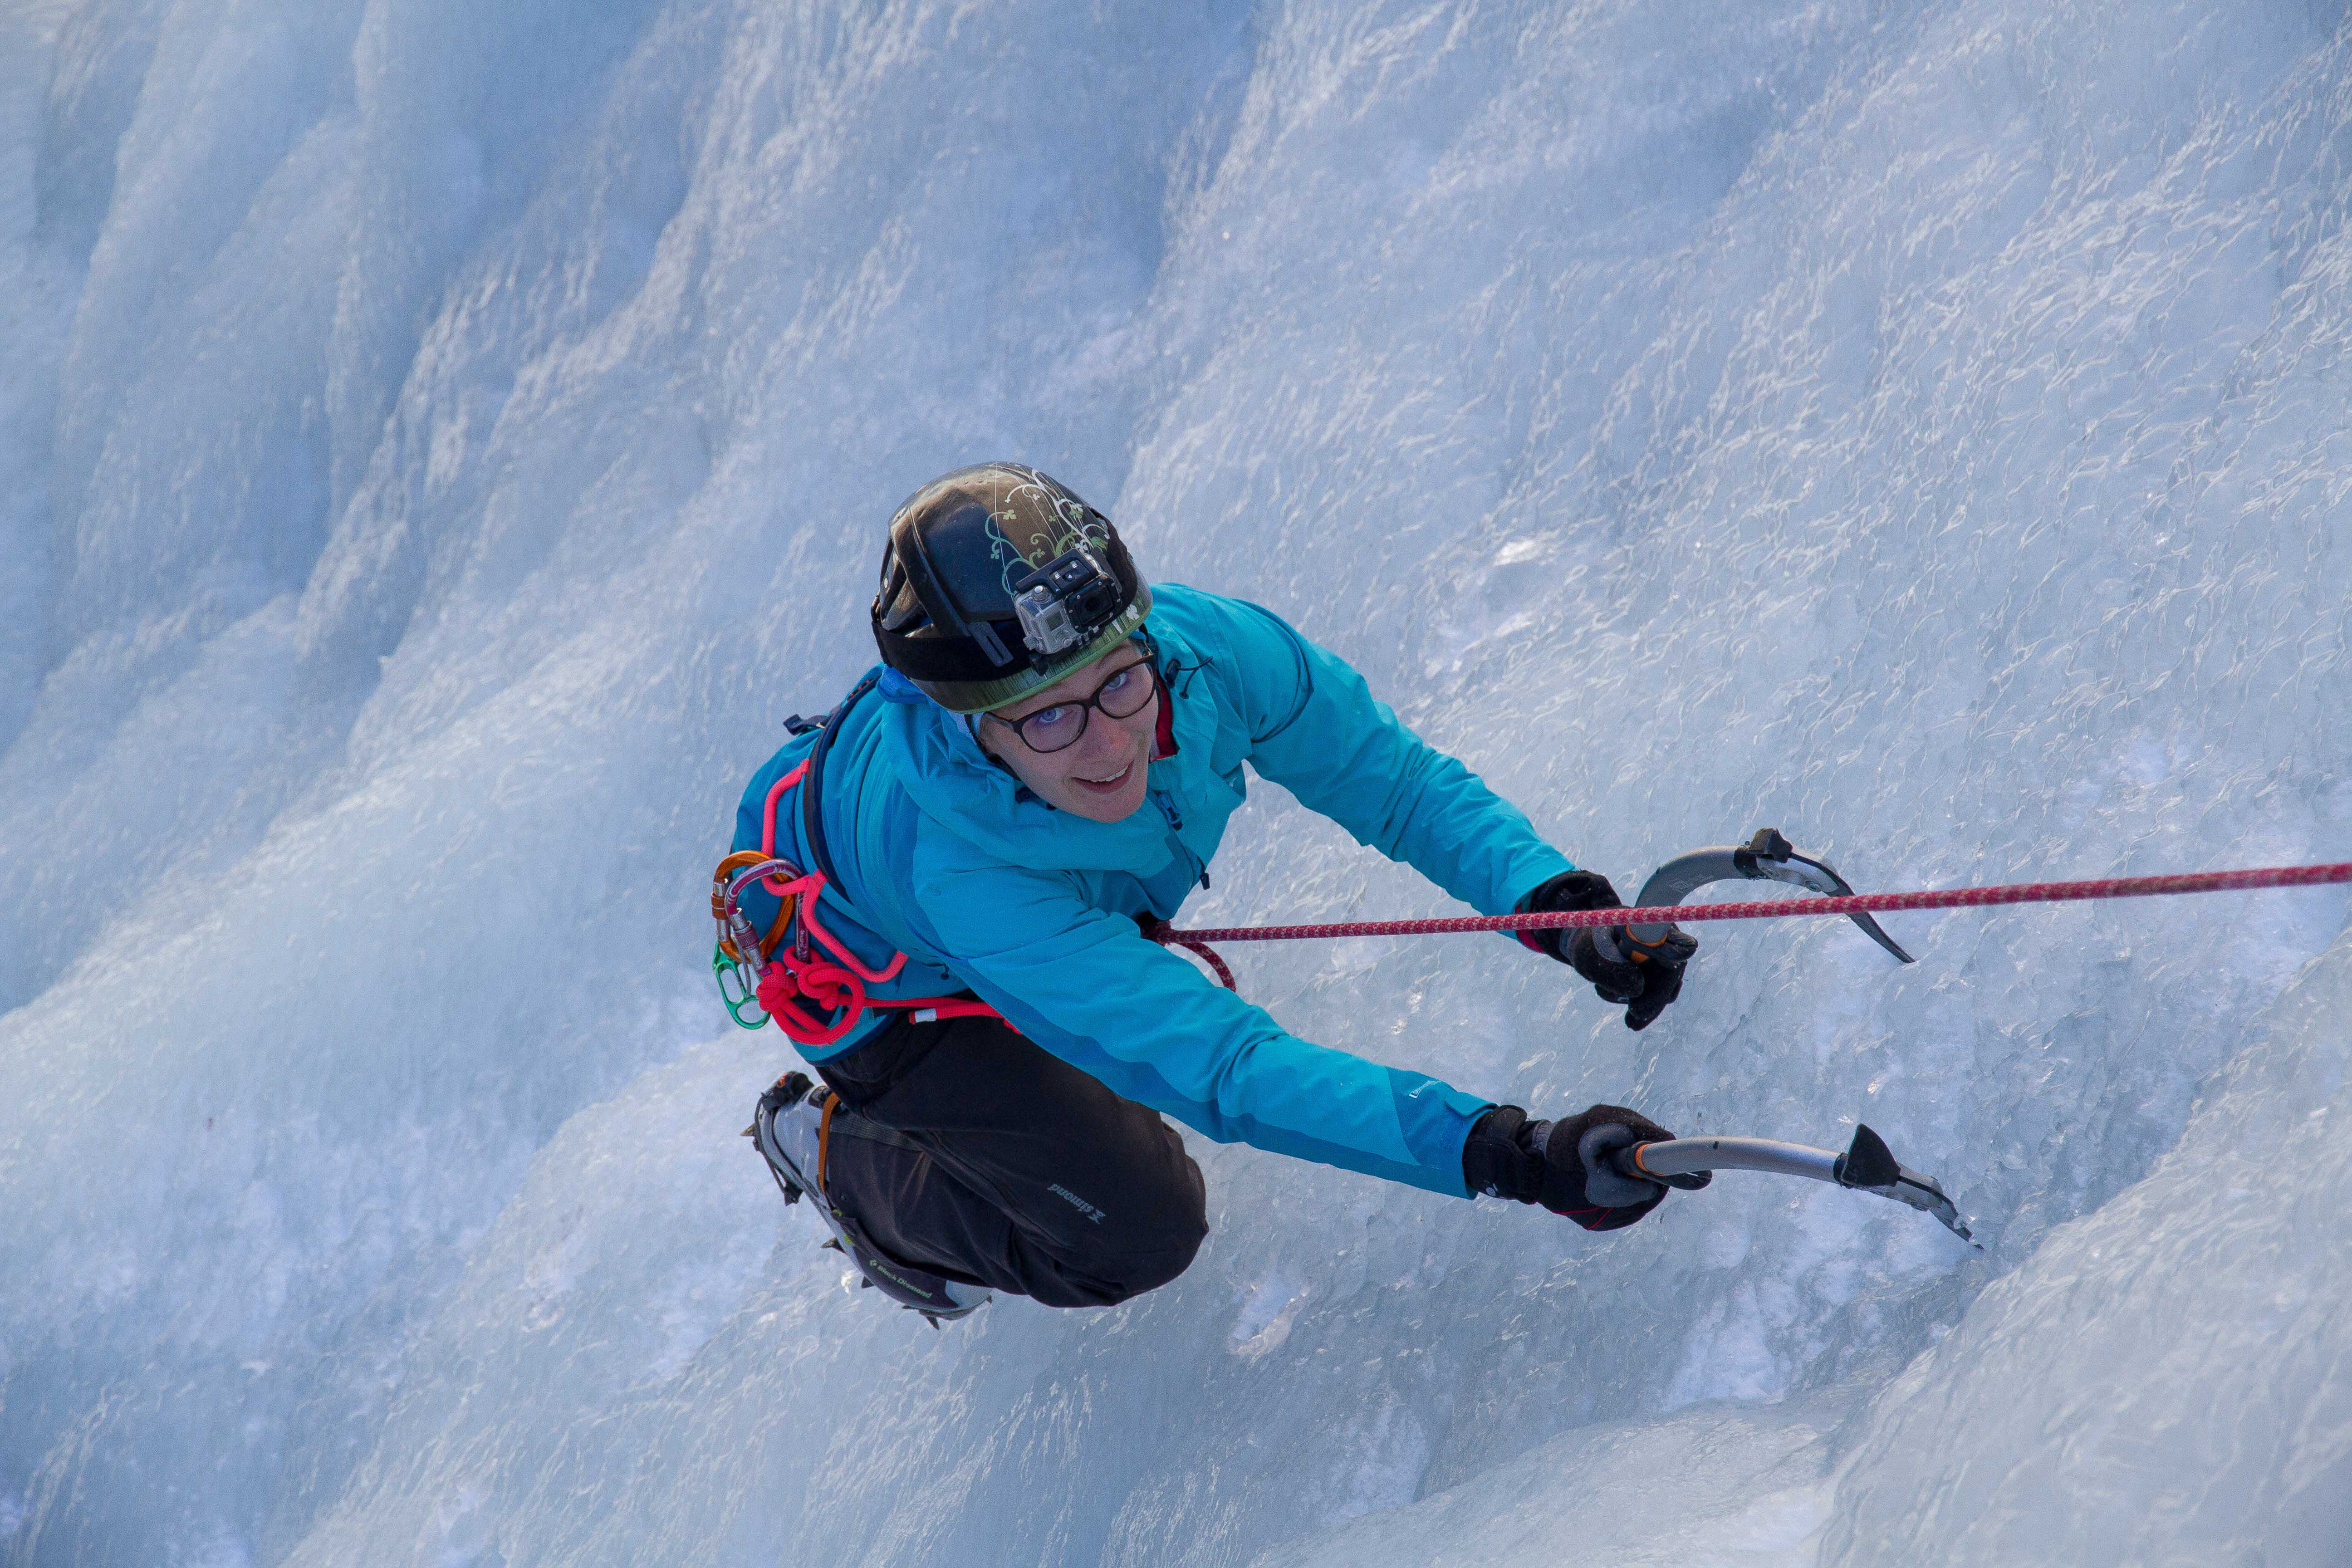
[731, 584, 1574, 1197]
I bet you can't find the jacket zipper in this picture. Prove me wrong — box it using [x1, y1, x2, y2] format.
[1154, 790, 1210, 890]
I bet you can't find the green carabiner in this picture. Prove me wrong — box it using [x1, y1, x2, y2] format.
[713, 943, 770, 1030]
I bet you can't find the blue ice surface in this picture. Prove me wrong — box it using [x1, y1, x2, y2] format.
[0, 0, 2348, 1564]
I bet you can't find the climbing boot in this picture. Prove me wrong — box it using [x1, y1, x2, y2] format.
[750, 1073, 993, 1326]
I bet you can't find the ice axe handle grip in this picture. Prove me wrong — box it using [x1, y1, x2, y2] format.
[1607, 1140, 1714, 1191]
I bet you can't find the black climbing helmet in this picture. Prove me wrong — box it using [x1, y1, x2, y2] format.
[870, 462, 1153, 713]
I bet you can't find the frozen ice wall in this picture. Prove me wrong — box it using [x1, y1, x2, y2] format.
[1, 0, 2347, 1563]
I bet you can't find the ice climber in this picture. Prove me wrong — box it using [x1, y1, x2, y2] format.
[727, 463, 1704, 1323]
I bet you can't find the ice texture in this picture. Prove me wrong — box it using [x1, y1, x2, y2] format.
[1, 0, 2347, 1564]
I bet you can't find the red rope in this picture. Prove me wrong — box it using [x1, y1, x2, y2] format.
[1140, 916, 1241, 990]
[1161, 861, 2352, 946]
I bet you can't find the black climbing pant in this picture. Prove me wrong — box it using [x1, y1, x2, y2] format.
[812, 1008, 1210, 1308]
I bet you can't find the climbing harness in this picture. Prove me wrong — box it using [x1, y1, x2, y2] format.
[711, 675, 1002, 1046]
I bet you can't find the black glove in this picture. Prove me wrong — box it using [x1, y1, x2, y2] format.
[1461, 1103, 1709, 1231]
[1518, 870, 1700, 1032]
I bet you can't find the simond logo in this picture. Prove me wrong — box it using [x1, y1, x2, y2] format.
[1048, 1183, 1106, 1224]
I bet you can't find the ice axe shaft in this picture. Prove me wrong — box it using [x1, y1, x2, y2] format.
[1608, 1123, 1979, 1246]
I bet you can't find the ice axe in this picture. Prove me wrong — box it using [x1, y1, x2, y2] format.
[1608, 1123, 1980, 1246]
[1599, 827, 1916, 965]
[1586, 833, 1971, 1243]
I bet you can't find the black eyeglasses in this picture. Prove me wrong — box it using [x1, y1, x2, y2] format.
[988, 657, 1157, 754]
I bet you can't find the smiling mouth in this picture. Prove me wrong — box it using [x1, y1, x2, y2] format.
[1073, 760, 1134, 792]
